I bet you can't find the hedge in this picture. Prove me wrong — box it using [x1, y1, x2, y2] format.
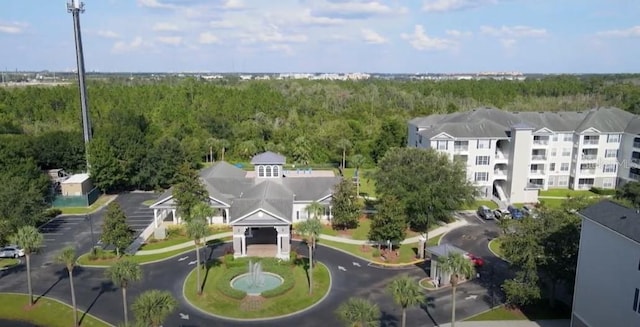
[215, 259, 295, 299]
[590, 187, 616, 196]
[260, 265, 294, 298]
[216, 267, 248, 300]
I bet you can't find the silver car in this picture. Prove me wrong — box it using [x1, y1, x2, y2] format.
[0, 246, 25, 258]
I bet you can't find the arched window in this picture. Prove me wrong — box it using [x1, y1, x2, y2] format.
[273, 165, 279, 177]
[258, 165, 264, 177]
[265, 166, 272, 177]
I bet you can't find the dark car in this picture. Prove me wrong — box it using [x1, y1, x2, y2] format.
[507, 205, 524, 220]
[477, 205, 495, 220]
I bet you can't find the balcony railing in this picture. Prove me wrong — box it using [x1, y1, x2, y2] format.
[530, 170, 545, 175]
[494, 170, 507, 176]
[581, 155, 597, 160]
[634, 142, 640, 148]
[495, 151, 509, 160]
[533, 139, 549, 145]
[632, 158, 640, 165]
[583, 139, 599, 145]
[454, 146, 469, 152]
[580, 169, 596, 174]
[531, 155, 547, 160]
[630, 173, 640, 181]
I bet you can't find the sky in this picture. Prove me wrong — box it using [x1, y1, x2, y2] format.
[1, 0, 639, 73]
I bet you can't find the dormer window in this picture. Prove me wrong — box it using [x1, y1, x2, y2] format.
[258, 166, 265, 177]
[265, 166, 272, 177]
[273, 166, 279, 177]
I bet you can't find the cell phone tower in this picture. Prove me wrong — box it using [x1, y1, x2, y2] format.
[67, 0, 92, 171]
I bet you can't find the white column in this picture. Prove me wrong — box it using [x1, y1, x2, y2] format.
[328, 206, 332, 221]
[171, 209, 177, 224]
[241, 235, 246, 256]
[153, 209, 158, 228]
[277, 235, 282, 256]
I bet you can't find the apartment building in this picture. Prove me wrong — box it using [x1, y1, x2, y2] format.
[408, 107, 640, 204]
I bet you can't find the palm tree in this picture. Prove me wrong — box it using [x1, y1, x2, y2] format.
[349, 154, 366, 196]
[297, 217, 323, 295]
[387, 275, 425, 327]
[10, 225, 43, 306]
[336, 297, 381, 327]
[437, 252, 475, 327]
[337, 138, 352, 169]
[106, 260, 142, 327]
[186, 202, 213, 295]
[55, 246, 79, 327]
[305, 201, 325, 222]
[132, 289, 178, 327]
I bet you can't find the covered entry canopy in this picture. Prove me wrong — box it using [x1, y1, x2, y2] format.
[426, 243, 469, 287]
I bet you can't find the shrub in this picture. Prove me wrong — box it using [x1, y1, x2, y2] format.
[43, 208, 62, 219]
[223, 254, 234, 268]
[88, 246, 99, 260]
[590, 187, 616, 196]
[217, 267, 247, 300]
[372, 248, 381, 257]
[166, 226, 183, 238]
[261, 266, 295, 298]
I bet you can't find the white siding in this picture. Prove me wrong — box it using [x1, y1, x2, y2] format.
[572, 218, 640, 327]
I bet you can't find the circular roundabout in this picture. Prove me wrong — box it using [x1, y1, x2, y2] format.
[183, 256, 331, 320]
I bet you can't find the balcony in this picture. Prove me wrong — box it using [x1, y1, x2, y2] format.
[494, 169, 507, 180]
[580, 169, 596, 175]
[531, 155, 547, 161]
[581, 155, 597, 161]
[583, 139, 599, 146]
[495, 150, 509, 163]
[634, 141, 640, 148]
[453, 146, 469, 153]
[529, 170, 545, 175]
[630, 173, 640, 181]
[632, 158, 640, 165]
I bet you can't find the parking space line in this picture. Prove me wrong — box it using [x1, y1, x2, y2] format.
[42, 233, 63, 236]
[473, 214, 486, 224]
[44, 238, 57, 242]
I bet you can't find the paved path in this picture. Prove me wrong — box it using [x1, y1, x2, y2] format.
[439, 320, 569, 327]
[135, 219, 469, 255]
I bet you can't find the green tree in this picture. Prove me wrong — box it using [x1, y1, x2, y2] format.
[186, 202, 213, 295]
[106, 260, 143, 327]
[297, 217, 323, 295]
[331, 178, 361, 230]
[101, 202, 133, 256]
[370, 118, 406, 163]
[368, 196, 406, 246]
[132, 290, 178, 327]
[373, 148, 476, 254]
[10, 225, 43, 305]
[616, 181, 640, 207]
[438, 252, 475, 327]
[336, 297, 381, 327]
[55, 246, 79, 327]
[173, 164, 208, 223]
[291, 136, 312, 165]
[337, 138, 352, 169]
[349, 154, 366, 196]
[387, 275, 424, 327]
[305, 201, 325, 221]
[88, 136, 128, 192]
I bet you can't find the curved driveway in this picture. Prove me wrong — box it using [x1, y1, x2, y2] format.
[0, 207, 510, 327]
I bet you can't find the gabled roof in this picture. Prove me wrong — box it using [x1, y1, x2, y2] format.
[230, 180, 293, 222]
[411, 107, 637, 139]
[426, 243, 467, 257]
[200, 161, 247, 179]
[579, 200, 640, 244]
[251, 151, 286, 165]
[283, 177, 341, 201]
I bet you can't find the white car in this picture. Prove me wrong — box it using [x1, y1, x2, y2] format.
[0, 246, 25, 258]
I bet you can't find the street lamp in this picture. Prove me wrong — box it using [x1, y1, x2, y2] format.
[85, 214, 95, 246]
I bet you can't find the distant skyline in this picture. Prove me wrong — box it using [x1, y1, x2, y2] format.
[1, 0, 639, 73]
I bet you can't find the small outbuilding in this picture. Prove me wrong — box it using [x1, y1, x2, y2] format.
[426, 243, 469, 287]
[60, 173, 93, 196]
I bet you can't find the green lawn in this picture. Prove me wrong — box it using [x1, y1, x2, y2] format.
[318, 218, 419, 241]
[460, 200, 498, 210]
[317, 239, 421, 264]
[538, 189, 596, 197]
[184, 260, 330, 318]
[139, 234, 192, 251]
[77, 247, 195, 267]
[340, 168, 376, 197]
[466, 302, 571, 321]
[538, 198, 565, 208]
[56, 195, 115, 215]
[0, 293, 111, 327]
[488, 238, 504, 258]
[426, 233, 443, 247]
[0, 258, 19, 268]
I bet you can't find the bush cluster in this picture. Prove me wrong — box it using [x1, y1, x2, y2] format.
[215, 257, 296, 299]
[216, 267, 248, 300]
[87, 247, 116, 261]
[590, 187, 616, 196]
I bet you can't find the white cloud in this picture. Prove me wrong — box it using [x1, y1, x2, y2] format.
[156, 36, 183, 46]
[446, 29, 472, 37]
[112, 37, 153, 53]
[267, 9, 345, 27]
[480, 25, 548, 38]
[361, 29, 387, 44]
[198, 32, 220, 44]
[152, 22, 181, 32]
[312, 1, 407, 18]
[239, 24, 307, 44]
[423, 0, 497, 12]
[0, 22, 27, 34]
[221, 0, 246, 10]
[209, 20, 238, 29]
[268, 44, 294, 56]
[137, 0, 179, 10]
[401, 25, 457, 51]
[501, 38, 516, 49]
[97, 30, 120, 39]
[596, 26, 640, 38]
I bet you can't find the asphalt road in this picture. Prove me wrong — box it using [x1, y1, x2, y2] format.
[0, 199, 512, 327]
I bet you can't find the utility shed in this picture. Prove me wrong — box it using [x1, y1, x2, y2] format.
[426, 243, 469, 287]
[60, 173, 92, 196]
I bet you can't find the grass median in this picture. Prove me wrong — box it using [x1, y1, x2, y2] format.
[0, 258, 20, 269]
[56, 195, 115, 215]
[488, 238, 505, 258]
[0, 293, 110, 327]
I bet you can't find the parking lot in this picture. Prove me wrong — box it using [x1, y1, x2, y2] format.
[115, 192, 158, 236]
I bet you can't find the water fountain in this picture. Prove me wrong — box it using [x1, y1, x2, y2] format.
[230, 260, 284, 296]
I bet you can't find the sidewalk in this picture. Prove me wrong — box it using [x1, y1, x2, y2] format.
[438, 320, 569, 327]
[135, 218, 468, 255]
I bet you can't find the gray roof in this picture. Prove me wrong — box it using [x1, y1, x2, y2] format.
[579, 200, 640, 244]
[412, 107, 636, 139]
[150, 152, 340, 224]
[426, 243, 467, 257]
[251, 151, 286, 165]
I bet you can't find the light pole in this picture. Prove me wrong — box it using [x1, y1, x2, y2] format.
[67, 0, 92, 172]
[85, 214, 95, 246]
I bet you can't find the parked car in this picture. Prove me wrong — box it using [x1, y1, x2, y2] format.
[493, 208, 511, 219]
[522, 204, 538, 218]
[507, 205, 524, 220]
[0, 245, 25, 258]
[477, 205, 496, 220]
